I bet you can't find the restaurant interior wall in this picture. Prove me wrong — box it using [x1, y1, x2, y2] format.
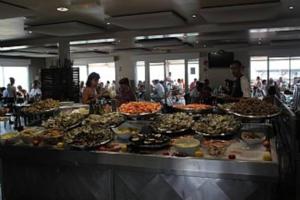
[201, 51, 250, 88]
[29, 58, 46, 85]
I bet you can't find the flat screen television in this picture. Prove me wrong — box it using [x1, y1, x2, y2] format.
[208, 51, 234, 68]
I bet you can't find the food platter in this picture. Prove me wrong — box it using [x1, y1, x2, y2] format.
[151, 113, 193, 137]
[70, 137, 113, 150]
[173, 104, 213, 114]
[192, 114, 241, 139]
[119, 102, 162, 118]
[21, 99, 60, 115]
[120, 110, 161, 118]
[22, 107, 60, 116]
[65, 126, 113, 150]
[129, 133, 170, 150]
[42, 112, 87, 131]
[84, 112, 125, 128]
[222, 98, 281, 119]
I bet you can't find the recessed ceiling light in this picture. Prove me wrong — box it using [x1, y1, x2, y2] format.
[28, 31, 32, 34]
[289, 6, 294, 10]
[258, 40, 262, 45]
[57, 7, 69, 12]
[192, 14, 197, 19]
[106, 22, 111, 25]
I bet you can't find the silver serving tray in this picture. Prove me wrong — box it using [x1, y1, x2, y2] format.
[120, 109, 161, 118]
[230, 110, 281, 119]
[173, 107, 213, 114]
[23, 107, 60, 115]
[69, 137, 113, 150]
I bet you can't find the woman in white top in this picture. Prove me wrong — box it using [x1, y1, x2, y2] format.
[29, 80, 42, 99]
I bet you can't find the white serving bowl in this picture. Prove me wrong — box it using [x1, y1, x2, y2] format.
[173, 137, 200, 156]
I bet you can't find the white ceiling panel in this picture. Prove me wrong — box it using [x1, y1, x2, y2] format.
[28, 21, 104, 36]
[0, 17, 26, 40]
[109, 11, 186, 29]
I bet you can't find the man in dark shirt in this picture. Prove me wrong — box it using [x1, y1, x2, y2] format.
[230, 60, 251, 98]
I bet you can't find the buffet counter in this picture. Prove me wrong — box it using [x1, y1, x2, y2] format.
[0, 142, 278, 200]
[0, 100, 281, 200]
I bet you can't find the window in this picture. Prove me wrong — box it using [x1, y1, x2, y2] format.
[149, 62, 165, 82]
[250, 56, 268, 84]
[73, 65, 88, 83]
[0, 66, 29, 91]
[136, 61, 145, 84]
[88, 62, 116, 84]
[166, 59, 185, 83]
[269, 57, 289, 85]
[250, 56, 300, 87]
[291, 57, 300, 84]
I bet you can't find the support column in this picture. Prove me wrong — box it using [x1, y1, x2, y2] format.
[145, 61, 150, 100]
[58, 40, 71, 68]
[184, 59, 189, 93]
[114, 32, 136, 86]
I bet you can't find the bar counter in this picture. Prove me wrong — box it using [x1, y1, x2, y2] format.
[0, 142, 278, 200]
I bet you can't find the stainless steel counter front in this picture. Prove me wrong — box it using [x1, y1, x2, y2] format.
[0, 145, 278, 200]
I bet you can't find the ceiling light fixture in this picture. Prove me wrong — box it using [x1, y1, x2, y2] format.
[106, 22, 111, 25]
[289, 6, 294, 10]
[192, 14, 197, 19]
[28, 31, 32, 34]
[57, 7, 69, 12]
[0, 45, 28, 51]
[258, 39, 262, 45]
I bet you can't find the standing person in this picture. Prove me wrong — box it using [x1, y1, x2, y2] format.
[152, 79, 165, 101]
[111, 80, 116, 90]
[261, 79, 267, 96]
[105, 81, 110, 90]
[204, 79, 212, 93]
[166, 72, 173, 83]
[97, 82, 110, 98]
[229, 60, 251, 98]
[181, 79, 185, 91]
[82, 72, 102, 104]
[177, 79, 184, 95]
[17, 85, 27, 98]
[253, 76, 262, 96]
[189, 78, 197, 92]
[6, 77, 16, 99]
[79, 81, 85, 100]
[277, 77, 284, 89]
[16, 85, 27, 103]
[0, 87, 5, 100]
[29, 80, 42, 101]
[117, 78, 136, 105]
[190, 81, 203, 103]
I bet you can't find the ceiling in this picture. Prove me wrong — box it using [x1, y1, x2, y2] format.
[0, 0, 300, 57]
